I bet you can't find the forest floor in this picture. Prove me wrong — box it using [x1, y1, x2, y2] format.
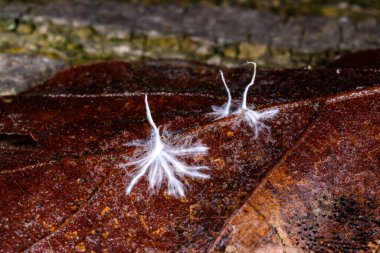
[0, 0, 379, 94]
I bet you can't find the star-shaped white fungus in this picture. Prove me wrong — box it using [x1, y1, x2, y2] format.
[211, 61, 279, 138]
[124, 95, 210, 198]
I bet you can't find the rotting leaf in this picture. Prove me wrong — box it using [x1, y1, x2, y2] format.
[0, 60, 379, 252]
[210, 87, 380, 253]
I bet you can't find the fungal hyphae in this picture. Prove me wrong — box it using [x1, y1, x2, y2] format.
[211, 61, 279, 138]
[124, 95, 210, 198]
[208, 69, 232, 119]
[235, 62, 279, 138]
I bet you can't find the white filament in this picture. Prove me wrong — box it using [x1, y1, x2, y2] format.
[241, 108, 279, 138]
[236, 61, 278, 138]
[210, 61, 279, 138]
[209, 69, 232, 119]
[125, 95, 210, 197]
[241, 61, 256, 110]
[219, 70, 232, 116]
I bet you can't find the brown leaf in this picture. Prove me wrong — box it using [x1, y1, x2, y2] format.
[0, 60, 379, 252]
[211, 87, 380, 253]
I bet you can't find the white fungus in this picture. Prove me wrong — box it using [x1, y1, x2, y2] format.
[211, 61, 279, 138]
[124, 95, 210, 198]
[208, 69, 232, 119]
[234, 61, 279, 138]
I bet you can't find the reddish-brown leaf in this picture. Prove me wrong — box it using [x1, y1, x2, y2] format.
[0, 60, 379, 252]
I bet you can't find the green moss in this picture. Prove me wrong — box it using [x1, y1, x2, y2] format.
[0, 16, 360, 68]
[237, 43, 268, 61]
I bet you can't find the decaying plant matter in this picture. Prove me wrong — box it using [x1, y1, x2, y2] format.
[0, 60, 379, 252]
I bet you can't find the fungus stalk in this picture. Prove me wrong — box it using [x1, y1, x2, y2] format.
[235, 62, 279, 138]
[209, 70, 232, 119]
[240, 61, 257, 111]
[125, 95, 210, 198]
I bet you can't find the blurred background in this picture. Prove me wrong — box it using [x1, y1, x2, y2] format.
[0, 0, 379, 94]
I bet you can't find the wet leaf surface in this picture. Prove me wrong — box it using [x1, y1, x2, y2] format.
[0, 60, 379, 252]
